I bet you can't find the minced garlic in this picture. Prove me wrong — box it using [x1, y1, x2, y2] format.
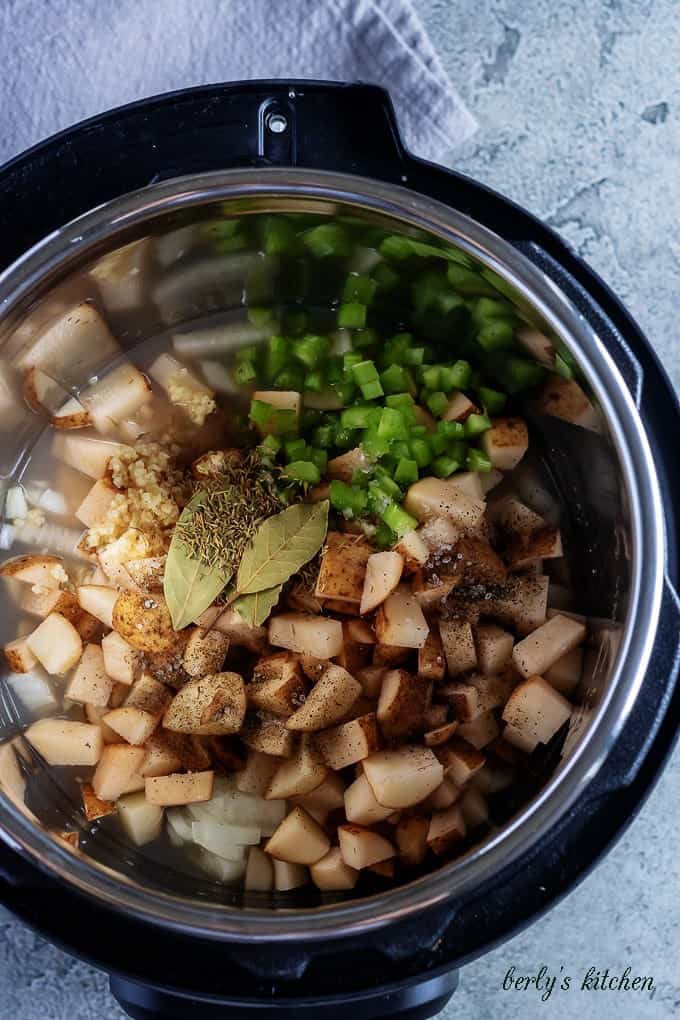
[167, 370, 216, 426]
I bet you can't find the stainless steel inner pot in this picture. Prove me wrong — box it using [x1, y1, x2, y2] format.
[0, 168, 665, 941]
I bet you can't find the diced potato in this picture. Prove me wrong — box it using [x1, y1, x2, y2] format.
[20, 587, 82, 624]
[424, 721, 459, 746]
[92, 744, 146, 801]
[344, 772, 394, 826]
[345, 619, 376, 645]
[52, 433, 131, 480]
[435, 738, 486, 785]
[393, 529, 430, 571]
[0, 742, 26, 806]
[443, 391, 477, 422]
[112, 592, 178, 654]
[140, 731, 183, 777]
[502, 674, 572, 752]
[145, 771, 214, 806]
[373, 643, 411, 667]
[0, 553, 66, 589]
[3, 636, 38, 673]
[480, 469, 504, 495]
[508, 525, 563, 569]
[241, 712, 296, 757]
[363, 746, 443, 809]
[266, 737, 327, 799]
[248, 653, 306, 716]
[77, 585, 118, 629]
[273, 860, 308, 891]
[25, 718, 103, 766]
[544, 646, 583, 695]
[97, 533, 150, 590]
[286, 664, 361, 732]
[50, 397, 92, 430]
[417, 628, 446, 683]
[66, 643, 114, 706]
[457, 710, 500, 749]
[18, 302, 120, 377]
[411, 569, 459, 611]
[104, 707, 160, 746]
[265, 806, 330, 865]
[438, 619, 477, 676]
[471, 670, 516, 711]
[22, 364, 69, 415]
[368, 859, 395, 878]
[404, 477, 486, 530]
[377, 669, 430, 740]
[311, 847, 359, 891]
[101, 630, 138, 686]
[316, 533, 371, 605]
[516, 327, 555, 366]
[125, 556, 167, 592]
[163, 672, 246, 736]
[355, 666, 386, 699]
[117, 791, 164, 846]
[418, 516, 460, 551]
[459, 788, 489, 829]
[27, 612, 83, 675]
[427, 805, 466, 855]
[489, 574, 549, 635]
[183, 627, 230, 679]
[245, 846, 274, 891]
[235, 750, 281, 796]
[470, 762, 514, 795]
[359, 551, 403, 616]
[452, 536, 507, 587]
[81, 779, 117, 820]
[291, 772, 346, 823]
[480, 417, 529, 471]
[512, 614, 587, 679]
[424, 703, 448, 729]
[536, 376, 600, 432]
[269, 613, 344, 659]
[375, 589, 429, 649]
[338, 824, 395, 870]
[395, 815, 429, 867]
[316, 713, 380, 771]
[84, 703, 120, 743]
[78, 363, 152, 433]
[196, 607, 267, 652]
[327, 446, 369, 483]
[426, 776, 461, 811]
[474, 623, 514, 675]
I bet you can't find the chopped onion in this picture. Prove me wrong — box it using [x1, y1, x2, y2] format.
[191, 819, 260, 857]
[198, 848, 246, 884]
[4, 486, 28, 521]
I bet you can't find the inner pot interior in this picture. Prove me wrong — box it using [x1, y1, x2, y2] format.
[0, 171, 658, 933]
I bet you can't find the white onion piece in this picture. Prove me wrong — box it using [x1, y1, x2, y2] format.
[5, 668, 58, 720]
[166, 807, 194, 842]
[0, 524, 16, 550]
[191, 819, 260, 857]
[190, 824, 247, 862]
[5, 486, 28, 520]
[198, 848, 246, 884]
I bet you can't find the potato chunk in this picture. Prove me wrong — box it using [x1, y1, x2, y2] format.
[118, 791, 164, 846]
[474, 623, 514, 675]
[241, 712, 296, 757]
[245, 846, 274, 891]
[327, 446, 369, 483]
[235, 750, 280, 796]
[0, 554, 66, 589]
[311, 847, 359, 891]
[290, 772, 346, 824]
[286, 664, 361, 732]
[435, 738, 486, 785]
[25, 719, 103, 766]
[273, 860, 308, 891]
[92, 744, 147, 801]
[338, 824, 395, 870]
[269, 613, 344, 659]
[502, 675, 572, 752]
[163, 672, 246, 736]
[344, 773, 394, 826]
[363, 746, 443, 809]
[183, 627, 230, 678]
[512, 614, 586, 679]
[377, 669, 430, 740]
[393, 530, 430, 571]
[145, 771, 214, 806]
[112, 592, 178, 654]
[438, 619, 477, 676]
[417, 628, 446, 683]
[427, 805, 466, 855]
[248, 653, 306, 716]
[395, 814, 429, 867]
[77, 585, 118, 629]
[316, 533, 372, 605]
[265, 806, 330, 865]
[360, 552, 404, 615]
[544, 646, 583, 695]
[27, 612, 83, 675]
[404, 477, 486, 530]
[480, 417, 529, 470]
[101, 630, 138, 685]
[3, 637, 38, 674]
[52, 433, 131, 480]
[488, 574, 549, 636]
[75, 479, 117, 528]
[266, 737, 328, 800]
[316, 713, 380, 770]
[375, 589, 429, 649]
[66, 643, 114, 706]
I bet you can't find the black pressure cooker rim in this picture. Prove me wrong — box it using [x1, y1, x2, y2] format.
[0, 80, 678, 1013]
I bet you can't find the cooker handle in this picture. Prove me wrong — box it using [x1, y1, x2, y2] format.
[109, 968, 459, 1020]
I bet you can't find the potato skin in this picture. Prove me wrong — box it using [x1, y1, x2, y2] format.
[112, 592, 179, 653]
[163, 671, 246, 735]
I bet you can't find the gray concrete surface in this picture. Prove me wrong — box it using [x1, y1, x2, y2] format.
[1, 1, 679, 1018]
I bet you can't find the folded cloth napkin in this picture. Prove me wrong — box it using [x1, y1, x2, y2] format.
[0, 0, 476, 166]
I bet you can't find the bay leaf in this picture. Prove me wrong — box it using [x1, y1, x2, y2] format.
[232, 584, 283, 627]
[235, 500, 329, 596]
[163, 491, 231, 630]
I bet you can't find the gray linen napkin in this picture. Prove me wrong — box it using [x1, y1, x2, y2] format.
[0, 0, 476, 166]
